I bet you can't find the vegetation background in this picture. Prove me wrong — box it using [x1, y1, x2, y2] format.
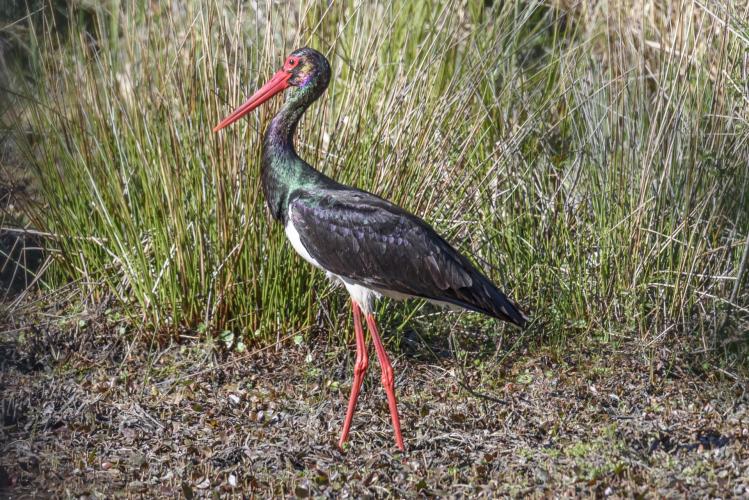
[1, 0, 747, 496]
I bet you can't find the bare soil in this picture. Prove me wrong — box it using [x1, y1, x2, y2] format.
[1, 300, 748, 498]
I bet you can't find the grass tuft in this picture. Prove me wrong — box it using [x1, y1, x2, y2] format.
[2, 0, 747, 365]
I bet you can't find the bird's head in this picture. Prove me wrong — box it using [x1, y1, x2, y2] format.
[213, 47, 330, 132]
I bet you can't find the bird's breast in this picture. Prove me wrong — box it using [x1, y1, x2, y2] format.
[284, 210, 392, 314]
[284, 217, 324, 270]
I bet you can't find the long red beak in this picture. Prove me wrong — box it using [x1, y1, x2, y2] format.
[213, 70, 292, 132]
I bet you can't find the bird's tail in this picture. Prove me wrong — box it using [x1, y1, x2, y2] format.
[460, 273, 528, 328]
[484, 282, 528, 327]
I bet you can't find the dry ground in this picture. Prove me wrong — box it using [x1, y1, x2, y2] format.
[1, 299, 748, 498]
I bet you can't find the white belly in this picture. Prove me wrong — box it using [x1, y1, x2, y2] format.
[284, 217, 323, 269]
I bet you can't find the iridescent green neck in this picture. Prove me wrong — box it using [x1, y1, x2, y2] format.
[261, 90, 328, 222]
[264, 98, 305, 157]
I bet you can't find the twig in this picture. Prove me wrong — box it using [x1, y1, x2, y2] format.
[1, 225, 108, 244]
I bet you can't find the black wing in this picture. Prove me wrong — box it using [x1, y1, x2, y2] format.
[288, 188, 527, 327]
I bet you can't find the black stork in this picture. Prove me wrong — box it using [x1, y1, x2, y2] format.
[214, 48, 527, 451]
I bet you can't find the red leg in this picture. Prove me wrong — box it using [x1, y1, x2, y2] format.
[338, 300, 369, 449]
[365, 313, 405, 451]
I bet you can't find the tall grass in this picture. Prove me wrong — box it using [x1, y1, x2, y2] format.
[6, 0, 749, 362]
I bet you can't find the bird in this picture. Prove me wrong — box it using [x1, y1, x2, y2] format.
[214, 47, 527, 451]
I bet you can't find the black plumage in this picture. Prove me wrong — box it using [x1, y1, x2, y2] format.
[288, 188, 527, 327]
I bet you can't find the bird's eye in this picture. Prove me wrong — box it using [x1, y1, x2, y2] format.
[288, 58, 296, 67]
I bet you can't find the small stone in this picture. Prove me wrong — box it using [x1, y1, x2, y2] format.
[228, 394, 240, 405]
[228, 474, 237, 487]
